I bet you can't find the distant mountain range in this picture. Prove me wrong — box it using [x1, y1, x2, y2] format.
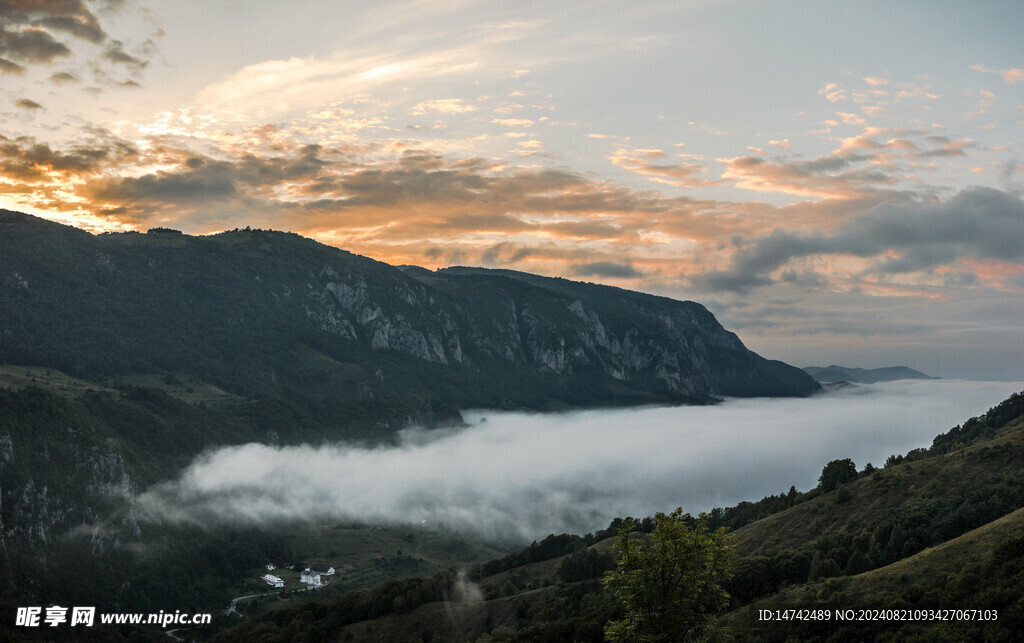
[802, 364, 938, 384]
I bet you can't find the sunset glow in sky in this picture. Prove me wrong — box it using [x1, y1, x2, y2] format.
[3, 0, 1023, 379]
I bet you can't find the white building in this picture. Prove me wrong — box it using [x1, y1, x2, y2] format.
[262, 574, 284, 588]
[299, 571, 322, 587]
[265, 564, 276, 571]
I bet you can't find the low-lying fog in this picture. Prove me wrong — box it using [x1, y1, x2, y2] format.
[137, 380, 1023, 544]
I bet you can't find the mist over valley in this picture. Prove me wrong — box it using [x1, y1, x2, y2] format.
[138, 379, 1022, 545]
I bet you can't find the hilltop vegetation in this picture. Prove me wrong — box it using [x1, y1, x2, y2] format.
[723, 508, 1024, 641]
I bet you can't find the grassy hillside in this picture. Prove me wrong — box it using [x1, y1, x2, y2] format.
[723, 508, 1024, 641]
[727, 410, 1024, 556]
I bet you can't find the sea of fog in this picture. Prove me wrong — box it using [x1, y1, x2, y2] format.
[137, 379, 1023, 544]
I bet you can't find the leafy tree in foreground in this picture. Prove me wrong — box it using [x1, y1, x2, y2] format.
[603, 509, 734, 642]
[818, 458, 857, 492]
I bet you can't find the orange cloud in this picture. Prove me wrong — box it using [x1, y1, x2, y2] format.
[1002, 68, 1024, 83]
[490, 118, 534, 127]
[609, 147, 720, 188]
[411, 99, 477, 115]
[836, 112, 865, 125]
[719, 154, 896, 200]
[818, 82, 846, 102]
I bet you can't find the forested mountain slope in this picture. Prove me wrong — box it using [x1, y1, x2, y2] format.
[1, 210, 817, 434]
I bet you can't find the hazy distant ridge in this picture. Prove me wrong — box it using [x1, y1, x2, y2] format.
[802, 364, 938, 383]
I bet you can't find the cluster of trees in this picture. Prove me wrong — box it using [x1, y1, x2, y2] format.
[478, 521, 656, 580]
[557, 548, 615, 584]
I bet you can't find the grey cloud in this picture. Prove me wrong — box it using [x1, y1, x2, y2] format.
[778, 269, 825, 288]
[424, 246, 469, 266]
[799, 154, 859, 173]
[694, 269, 771, 293]
[700, 187, 1024, 291]
[0, 27, 71, 63]
[569, 261, 643, 279]
[722, 154, 901, 200]
[480, 242, 533, 265]
[49, 70, 78, 83]
[916, 143, 968, 158]
[83, 144, 671, 229]
[0, 2, 104, 37]
[102, 39, 146, 69]
[943, 271, 978, 287]
[14, 97, 42, 110]
[694, 229, 825, 293]
[0, 1, 148, 77]
[846, 187, 1024, 263]
[0, 57, 25, 74]
[0, 133, 134, 180]
[35, 17, 103, 44]
[85, 147, 330, 212]
[90, 166, 239, 203]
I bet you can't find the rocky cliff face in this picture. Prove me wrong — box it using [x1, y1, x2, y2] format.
[0, 389, 140, 554]
[301, 262, 817, 400]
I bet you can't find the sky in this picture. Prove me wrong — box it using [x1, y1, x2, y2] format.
[137, 379, 1024, 544]
[2, 0, 1023, 379]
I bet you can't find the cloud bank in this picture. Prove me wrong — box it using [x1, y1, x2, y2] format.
[136, 380, 1022, 544]
[0, 0, 148, 77]
[699, 187, 1024, 292]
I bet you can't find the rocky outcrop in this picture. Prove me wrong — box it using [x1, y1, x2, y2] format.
[0, 394, 139, 552]
[285, 259, 816, 400]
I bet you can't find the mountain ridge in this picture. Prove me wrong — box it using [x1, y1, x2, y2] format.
[803, 364, 938, 384]
[1, 209, 819, 425]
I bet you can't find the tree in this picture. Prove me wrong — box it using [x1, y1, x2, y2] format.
[602, 509, 734, 642]
[818, 458, 857, 492]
